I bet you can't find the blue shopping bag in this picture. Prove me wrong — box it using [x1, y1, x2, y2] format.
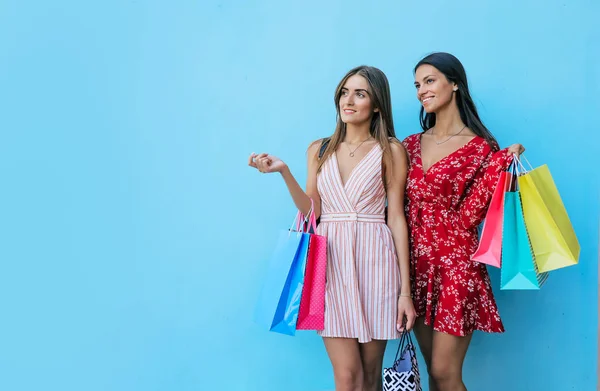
[254, 223, 311, 336]
[500, 167, 548, 290]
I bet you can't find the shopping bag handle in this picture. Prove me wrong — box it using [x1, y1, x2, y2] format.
[508, 153, 535, 191]
[291, 198, 316, 234]
[513, 154, 529, 175]
[506, 160, 519, 191]
[519, 154, 533, 171]
[295, 198, 317, 233]
[289, 201, 311, 237]
[295, 199, 312, 232]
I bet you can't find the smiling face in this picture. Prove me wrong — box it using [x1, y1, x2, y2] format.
[414, 64, 457, 114]
[338, 74, 378, 125]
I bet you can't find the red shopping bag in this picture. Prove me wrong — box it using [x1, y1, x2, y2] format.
[472, 170, 510, 268]
[296, 206, 327, 331]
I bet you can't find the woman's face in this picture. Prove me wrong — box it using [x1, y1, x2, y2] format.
[339, 74, 378, 125]
[414, 64, 456, 114]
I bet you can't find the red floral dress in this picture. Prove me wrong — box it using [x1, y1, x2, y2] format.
[402, 133, 513, 336]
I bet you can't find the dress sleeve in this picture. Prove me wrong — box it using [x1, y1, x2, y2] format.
[457, 146, 514, 230]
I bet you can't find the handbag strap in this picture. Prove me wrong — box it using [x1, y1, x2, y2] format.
[318, 138, 330, 159]
[393, 331, 415, 361]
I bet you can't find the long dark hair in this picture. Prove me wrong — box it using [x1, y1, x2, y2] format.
[414, 52, 499, 150]
[316, 65, 398, 185]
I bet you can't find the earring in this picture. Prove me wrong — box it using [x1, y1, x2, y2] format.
[453, 88, 458, 92]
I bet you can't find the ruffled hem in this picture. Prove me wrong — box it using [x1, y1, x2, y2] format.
[417, 311, 505, 337]
[413, 262, 505, 337]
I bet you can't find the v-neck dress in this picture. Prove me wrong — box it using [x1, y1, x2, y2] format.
[316, 144, 401, 343]
[402, 134, 513, 336]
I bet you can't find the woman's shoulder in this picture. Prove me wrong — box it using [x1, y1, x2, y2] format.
[469, 135, 495, 156]
[309, 137, 329, 147]
[308, 137, 331, 159]
[400, 133, 422, 146]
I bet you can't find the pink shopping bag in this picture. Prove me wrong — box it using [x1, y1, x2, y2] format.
[472, 170, 510, 268]
[296, 205, 327, 331]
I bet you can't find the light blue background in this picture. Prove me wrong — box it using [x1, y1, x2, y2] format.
[1, 1, 598, 390]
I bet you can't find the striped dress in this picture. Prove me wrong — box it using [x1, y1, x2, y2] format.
[316, 144, 401, 343]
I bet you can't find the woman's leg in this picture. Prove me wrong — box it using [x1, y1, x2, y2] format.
[323, 337, 364, 391]
[358, 339, 387, 391]
[412, 317, 437, 391]
[429, 331, 472, 391]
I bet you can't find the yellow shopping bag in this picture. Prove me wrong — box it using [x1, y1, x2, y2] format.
[516, 157, 580, 272]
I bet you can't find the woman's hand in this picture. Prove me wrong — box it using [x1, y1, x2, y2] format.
[248, 153, 287, 174]
[397, 296, 417, 333]
[507, 143, 525, 156]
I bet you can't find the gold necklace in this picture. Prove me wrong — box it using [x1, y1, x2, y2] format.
[345, 136, 372, 157]
[432, 125, 466, 145]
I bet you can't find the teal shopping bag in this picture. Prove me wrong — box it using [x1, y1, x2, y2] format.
[500, 184, 548, 290]
[254, 224, 311, 335]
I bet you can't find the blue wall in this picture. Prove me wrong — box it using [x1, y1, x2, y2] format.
[1, 1, 598, 390]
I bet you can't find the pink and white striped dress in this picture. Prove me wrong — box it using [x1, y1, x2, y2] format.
[316, 144, 401, 343]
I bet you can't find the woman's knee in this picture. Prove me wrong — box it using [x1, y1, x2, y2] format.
[362, 363, 382, 388]
[334, 367, 364, 390]
[429, 361, 461, 389]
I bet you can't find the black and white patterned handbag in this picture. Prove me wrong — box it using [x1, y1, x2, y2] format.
[383, 331, 422, 391]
